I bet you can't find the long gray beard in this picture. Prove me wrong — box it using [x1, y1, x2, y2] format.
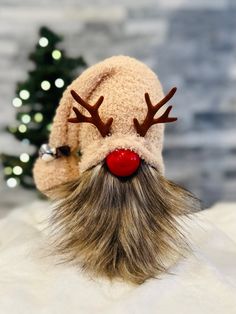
[48, 162, 201, 285]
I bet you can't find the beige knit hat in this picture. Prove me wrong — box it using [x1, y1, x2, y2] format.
[33, 55, 177, 195]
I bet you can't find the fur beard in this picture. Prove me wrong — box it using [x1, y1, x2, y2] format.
[48, 161, 201, 285]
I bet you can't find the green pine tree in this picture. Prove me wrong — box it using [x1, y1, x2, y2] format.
[1, 26, 87, 189]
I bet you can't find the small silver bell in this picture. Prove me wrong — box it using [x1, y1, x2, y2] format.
[39, 144, 57, 162]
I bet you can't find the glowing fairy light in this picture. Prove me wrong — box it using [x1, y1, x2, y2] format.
[34, 112, 43, 123]
[47, 123, 52, 131]
[12, 97, 22, 108]
[18, 124, 27, 133]
[39, 37, 49, 47]
[21, 114, 31, 124]
[13, 166, 23, 176]
[4, 167, 12, 175]
[55, 78, 64, 88]
[52, 50, 62, 60]
[19, 90, 30, 100]
[6, 178, 18, 188]
[20, 153, 30, 163]
[41, 80, 51, 91]
[22, 139, 30, 144]
[9, 126, 17, 133]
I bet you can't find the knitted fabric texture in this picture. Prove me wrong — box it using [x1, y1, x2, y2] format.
[34, 56, 167, 194]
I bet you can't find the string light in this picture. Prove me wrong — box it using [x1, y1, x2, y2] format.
[18, 124, 27, 133]
[4, 167, 12, 175]
[55, 78, 64, 88]
[47, 123, 52, 131]
[34, 112, 43, 123]
[12, 97, 22, 108]
[41, 80, 51, 91]
[6, 178, 18, 188]
[20, 153, 30, 163]
[22, 139, 30, 144]
[9, 126, 17, 133]
[39, 37, 49, 47]
[21, 114, 31, 124]
[19, 90, 30, 100]
[52, 49, 62, 60]
[13, 166, 23, 175]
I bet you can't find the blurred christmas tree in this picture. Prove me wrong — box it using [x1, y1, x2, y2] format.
[1, 26, 87, 189]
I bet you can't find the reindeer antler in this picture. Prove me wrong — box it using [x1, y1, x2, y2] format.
[68, 90, 113, 137]
[133, 87, 178, 137]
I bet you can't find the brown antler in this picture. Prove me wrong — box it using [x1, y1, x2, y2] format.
[68, 90, 113, 137]
[133, 87, 178, 137]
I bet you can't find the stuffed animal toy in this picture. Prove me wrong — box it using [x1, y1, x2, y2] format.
[33, 55, 201, 285]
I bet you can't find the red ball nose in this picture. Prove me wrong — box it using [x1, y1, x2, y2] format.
[105, 149, 141, 177]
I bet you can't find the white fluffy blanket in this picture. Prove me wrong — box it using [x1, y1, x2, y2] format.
[0, 201, 236, 314]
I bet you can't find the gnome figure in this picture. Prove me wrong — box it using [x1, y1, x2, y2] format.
[34, 56, 201, 285]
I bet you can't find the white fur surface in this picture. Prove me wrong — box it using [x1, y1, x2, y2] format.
[0, 201, 236, 314]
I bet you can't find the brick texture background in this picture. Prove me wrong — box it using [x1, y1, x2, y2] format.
[0, 0, 236, 208]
